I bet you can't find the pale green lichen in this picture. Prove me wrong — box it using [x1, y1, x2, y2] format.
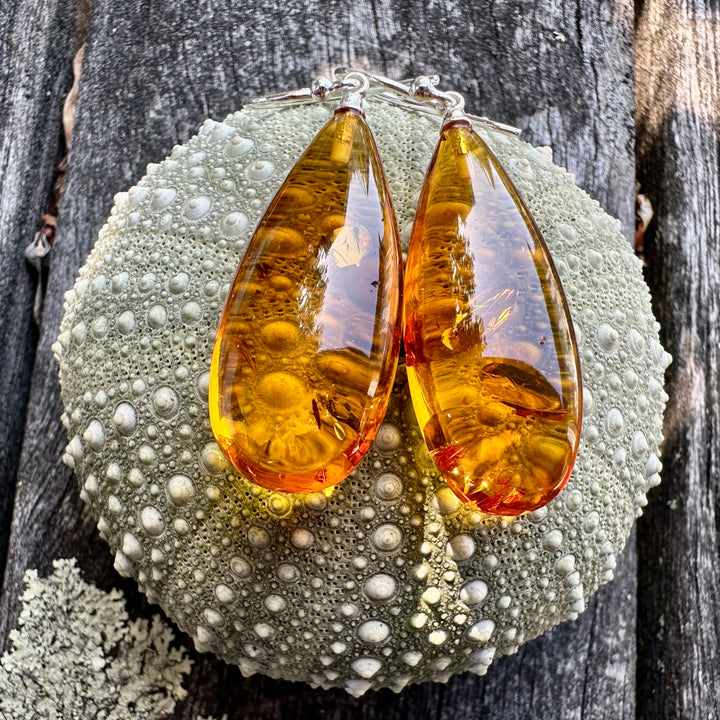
[0, 559, 192, 718]
[54, 98, 670, 695]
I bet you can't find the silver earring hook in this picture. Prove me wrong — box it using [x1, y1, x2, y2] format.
[410, 77, 468, 125]
[337, 70, 371, 112]
[249, 69, 521, 136]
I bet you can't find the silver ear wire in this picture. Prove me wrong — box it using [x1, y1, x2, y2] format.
[310, 75, 335, 100]
[249, 69, 521, 136]
[337, 70, 371, 112]
[409, 76, 467, 125]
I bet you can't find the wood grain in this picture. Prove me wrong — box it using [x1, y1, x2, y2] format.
[0, 0, 89, 583]
[0, 0, 641, 717]
[635, 1, 720, 718]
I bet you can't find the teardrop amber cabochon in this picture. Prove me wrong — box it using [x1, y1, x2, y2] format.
[210, 108, 402, 493]
[404, 122, 582, 516]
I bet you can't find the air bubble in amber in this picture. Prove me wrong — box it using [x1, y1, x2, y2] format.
[210, 108, 402, 493]
[404, 121, 582, 516]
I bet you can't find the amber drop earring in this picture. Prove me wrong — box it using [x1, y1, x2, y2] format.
[402, 77, 582, 516]
[209, 71, 403, 493]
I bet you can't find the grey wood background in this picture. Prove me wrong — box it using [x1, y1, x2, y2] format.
[0, 0, 716, 717]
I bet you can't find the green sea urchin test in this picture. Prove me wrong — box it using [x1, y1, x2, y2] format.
[55, 99, 670, 696]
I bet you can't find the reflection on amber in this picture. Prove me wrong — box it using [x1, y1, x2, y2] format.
[210, 109, 402, 493]
[404, 122, 582, 516]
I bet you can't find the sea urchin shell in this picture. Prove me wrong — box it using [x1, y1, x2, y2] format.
[55, 99, 670, 695]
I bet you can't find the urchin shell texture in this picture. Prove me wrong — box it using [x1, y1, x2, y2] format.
[56, 99, 670, 696]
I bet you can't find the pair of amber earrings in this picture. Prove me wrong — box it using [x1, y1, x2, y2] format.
[208, 69, 582, 516]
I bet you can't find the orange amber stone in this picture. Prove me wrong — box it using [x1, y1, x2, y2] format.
[404, 121, 582, 516]
[210, 108, 402, 493]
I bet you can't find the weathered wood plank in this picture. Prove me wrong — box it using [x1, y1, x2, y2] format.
[635, 2, 720, 718]
[0, 0, 89, 581]
[0, 1, 638, 717]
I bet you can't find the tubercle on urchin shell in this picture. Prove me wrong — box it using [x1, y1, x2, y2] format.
[55, 98, 670, 696]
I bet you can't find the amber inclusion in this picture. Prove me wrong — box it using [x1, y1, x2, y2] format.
[404, 121, 582, 516]
[210, 108, 402, 493]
